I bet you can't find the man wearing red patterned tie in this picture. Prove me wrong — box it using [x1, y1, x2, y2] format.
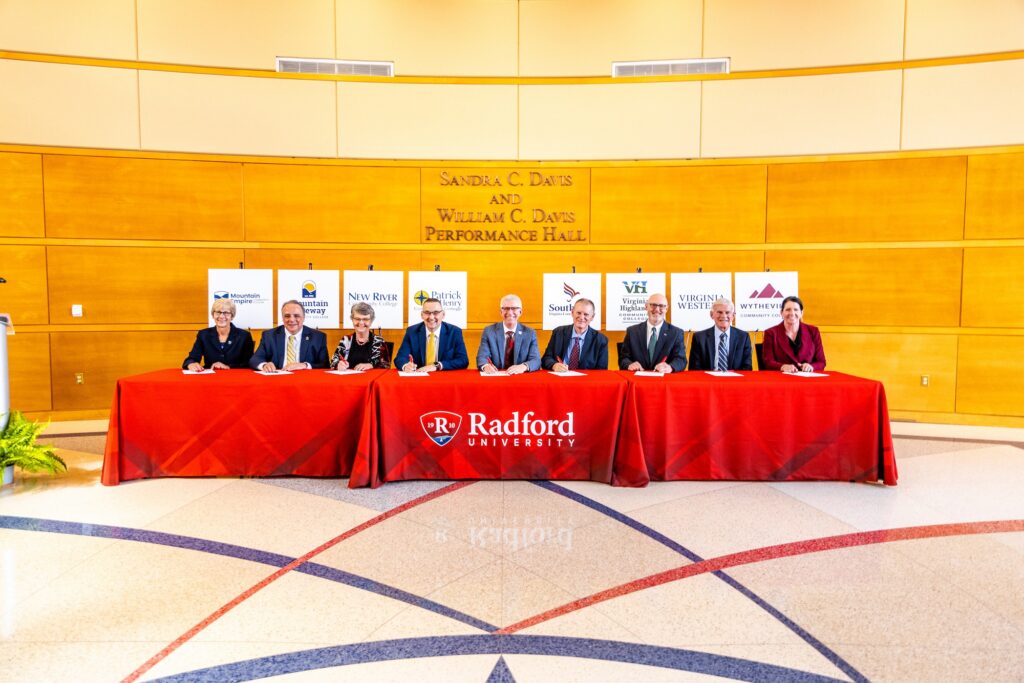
[476, 294, 541, 375]
[541, 298, 609, 371]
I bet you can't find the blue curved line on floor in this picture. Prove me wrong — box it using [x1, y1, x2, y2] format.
[149, 634, 848, 682]
[0, 515, 497, 633]
[532, 481, 868, 683]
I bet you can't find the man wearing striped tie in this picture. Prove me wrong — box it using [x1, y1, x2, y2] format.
[687, 297, 753, 371]
[250, 300, 329, 372]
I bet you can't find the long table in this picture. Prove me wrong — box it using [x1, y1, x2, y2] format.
[102, 369, 382, 485]
[102, 368, 896, 488]
[617, 370, 897, 485]
[351, 370, 649, 488]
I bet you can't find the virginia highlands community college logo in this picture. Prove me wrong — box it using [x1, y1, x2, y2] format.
[622, 280, 647, 294]
[421, 411, 462, 446]
[301, 281, 317, 298]
[749, 283, 784, 299]
[414, 290, 431, 306]
[563, 282, 580, 301]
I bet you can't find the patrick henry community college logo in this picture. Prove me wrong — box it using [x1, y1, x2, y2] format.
[421, 411, 462, 446]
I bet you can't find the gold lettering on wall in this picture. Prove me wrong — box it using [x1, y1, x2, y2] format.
[421, 168, 590, 244]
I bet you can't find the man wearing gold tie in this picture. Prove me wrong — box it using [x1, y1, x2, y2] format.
[249, 300, 329, 372]
[395, 298, 469, 372]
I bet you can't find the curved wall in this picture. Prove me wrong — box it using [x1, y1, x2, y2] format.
[0, 1, 1023, 426]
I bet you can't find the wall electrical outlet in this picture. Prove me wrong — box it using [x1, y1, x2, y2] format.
[75, 372, 85, 385]
[920, 375, 929, 387]
[71, 304, 83, 317]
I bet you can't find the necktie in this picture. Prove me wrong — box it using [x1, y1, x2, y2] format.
[286, 334, 297, 365]
[717, 331, 728, 371]
[504, 331, 515, 369]
[426, 333, 437, 365]
[568, 336, 581, 370]
[647, 327, 658, 365]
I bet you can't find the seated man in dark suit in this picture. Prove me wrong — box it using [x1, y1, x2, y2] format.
[618, 293, 686, 373]
[541, 298, 608, 371]
[396, 297, 469, 371]
[688, 297, 753, 371]
[476, 294, 541, 374]
[249, 300, 329, 372]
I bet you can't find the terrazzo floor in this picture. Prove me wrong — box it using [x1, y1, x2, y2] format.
[1, 424, 1022, 682]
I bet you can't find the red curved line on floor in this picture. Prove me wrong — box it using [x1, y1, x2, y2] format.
[122, 481, 473, 683]
[497, 519, 1024, 635]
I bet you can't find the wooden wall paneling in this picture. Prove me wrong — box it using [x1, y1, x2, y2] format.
[50, 331, 195, 411]
[0, 152, 44, 237]
[47, 246, 246, 324]
[956, 335, 1024, 417]
[965, 153, 1024, 240]
[0, 245, 49, 325]
[825, 332, 957, 412]
[244, 164, 421, 243]
[424, 250, 594, 326]
[765, 248, 963, 327]
[767, 157, 967, 243]
[961, 247, 1024, 328]
[8, 332, 52, 413]
[591, 166, 767, 244]
[44, 156, 244, 240]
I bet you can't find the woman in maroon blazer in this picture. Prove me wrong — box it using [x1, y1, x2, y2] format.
[761, 295, 826, 373]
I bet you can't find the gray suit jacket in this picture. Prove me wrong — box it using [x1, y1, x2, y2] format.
[475, 323, 541, 371]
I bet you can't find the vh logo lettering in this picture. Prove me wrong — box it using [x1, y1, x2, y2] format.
[623, 280, 647, 294]
[420, 411, 463, 446]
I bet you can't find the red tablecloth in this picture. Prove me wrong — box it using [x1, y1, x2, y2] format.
[350, 370, 650, 488]
[102, 369, 382, 485]
[616, 371, 897, 485]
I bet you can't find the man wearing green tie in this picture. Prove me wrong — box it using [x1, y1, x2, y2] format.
[618, 293, 687, 373]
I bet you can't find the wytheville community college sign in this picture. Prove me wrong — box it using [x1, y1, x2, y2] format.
[421, 168, 590, 244]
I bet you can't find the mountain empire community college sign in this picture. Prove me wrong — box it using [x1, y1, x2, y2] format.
[421, 168, 590, 244]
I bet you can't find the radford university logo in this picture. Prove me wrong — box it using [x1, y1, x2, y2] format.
[420, 411, 462, 446]
[419, 410, 577, 448]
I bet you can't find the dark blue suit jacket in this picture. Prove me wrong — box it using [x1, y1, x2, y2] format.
[249, 325, 329, 369]
[395, 321, 469, 370]
[688, 325, 753, 371]
[182, 324, 254, 369]
[618, 321, 687, 372]
[541, 325, 609, 370]
[476, 323, 541, 371]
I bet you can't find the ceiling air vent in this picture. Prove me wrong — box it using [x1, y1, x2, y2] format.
[612, 58, 730, 77]
[275, 57, 394, 77]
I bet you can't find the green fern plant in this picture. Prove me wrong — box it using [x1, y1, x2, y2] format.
[0, 411, 66, 474]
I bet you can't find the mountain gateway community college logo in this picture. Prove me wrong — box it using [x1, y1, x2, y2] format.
[420, 411, 463, 446]
[301, 281, 317, 298]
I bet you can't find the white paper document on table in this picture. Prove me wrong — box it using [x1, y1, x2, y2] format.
[789, 372, 829, 378]
[181, 369, 215, 375]
[326, 369, 363, 375]
[548, 370, 586, 377]
[705, 371, 742, 377]
[254, 370, 293, 376]
[479, 371, 510, 377]
[634, 371, 664, 377]
[398, 371, 429, 377]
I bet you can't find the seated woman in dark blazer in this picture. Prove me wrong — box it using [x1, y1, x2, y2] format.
[183, 298, 254, 371]
[330, 302, 391, 370]
[761, 295, 826, 373]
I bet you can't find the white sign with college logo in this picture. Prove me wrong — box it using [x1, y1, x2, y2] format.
[343, 270, 404, 329]
[208, 269, 274, 329]
[605, 272, 666, 331]
[734, 271, 799, 331]
[542, 273, 602, 330]
[407, 271, 468, 328]
[277, 270, 340, 329]
[669, 272, 732, 331]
